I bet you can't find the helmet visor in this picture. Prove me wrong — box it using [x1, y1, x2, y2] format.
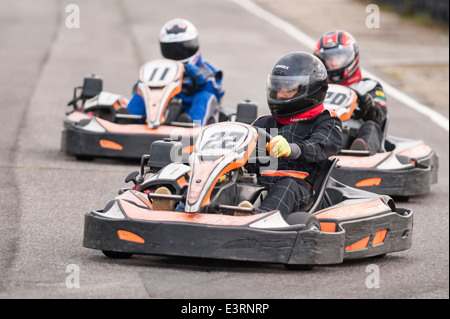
[267, 75, 310, 101]
[160, 38, 199, 61]
[320, 46, 355, 71]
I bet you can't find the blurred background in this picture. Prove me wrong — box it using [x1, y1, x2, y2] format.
[368, 0, 449, 27]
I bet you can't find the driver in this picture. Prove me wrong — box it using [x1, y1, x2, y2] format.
[127, 18, 225, 125]
[243, 52, 343, 218]
[314, 30, 387, 154]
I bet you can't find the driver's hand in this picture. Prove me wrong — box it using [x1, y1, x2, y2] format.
[266, 135, 291, 158]
[358, 93, 376, 111]
[185, 64, 206, 86]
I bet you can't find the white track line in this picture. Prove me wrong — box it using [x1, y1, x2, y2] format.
[230, 0, 449, 132]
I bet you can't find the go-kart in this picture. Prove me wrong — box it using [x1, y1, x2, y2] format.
[324, 84, 439, 198]
[83, 122, 413, 269]
[61, 59, 257, 160]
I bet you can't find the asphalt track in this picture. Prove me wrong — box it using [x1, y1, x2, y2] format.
[0, 0, 448, 300]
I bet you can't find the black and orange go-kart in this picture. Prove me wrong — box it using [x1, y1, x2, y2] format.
[324, 84, 439, 199]
[61, 58, 257, 160]
[83, 122, 413, 269]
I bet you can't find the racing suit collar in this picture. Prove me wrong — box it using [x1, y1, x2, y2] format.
[274, 103, 325, 124]
[340, 67, 362, 86]
[185, 53, 202, 67]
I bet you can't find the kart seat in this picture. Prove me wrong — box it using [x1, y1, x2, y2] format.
[237, 184, 268, 205]
[302, 158, 339, 213]
[68, 75, 103, 108]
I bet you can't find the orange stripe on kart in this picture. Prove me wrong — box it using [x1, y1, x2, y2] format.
[345, 229, 387, 251]
[320, 222, 337, 233]
[355, 177, 382, 187]
[99, 139, 123, 151]
[177, 175, 189, 188]
[182, 145, 194, 154]
[117, 230, 145, 244]
[339, 94, 357, 122]
[261, 170, 309, 180]
[372, 229, 387, 246]
[345, 236, 370, 251]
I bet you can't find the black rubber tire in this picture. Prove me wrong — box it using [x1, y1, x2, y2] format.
[102, 250, 133, 259]
[75, 155, 94, 161]
[284, 264, 315, 271]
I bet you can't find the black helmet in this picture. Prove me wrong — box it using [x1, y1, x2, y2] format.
[267, 52, 328, 118]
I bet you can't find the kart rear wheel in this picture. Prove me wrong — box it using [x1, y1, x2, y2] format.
[102, 250, 133, 259]
[76, 155, 94, 161]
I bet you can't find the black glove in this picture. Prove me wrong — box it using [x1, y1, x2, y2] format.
[358, 93, 376, 111]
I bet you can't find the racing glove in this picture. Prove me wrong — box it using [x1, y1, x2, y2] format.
[266, 135, 292, 158]
[358, 93, 376, 112]
[185, 64, 206, 86]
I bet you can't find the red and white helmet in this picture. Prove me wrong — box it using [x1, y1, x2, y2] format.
[314, 30, 360, 84]
[159, 18, 200, 65]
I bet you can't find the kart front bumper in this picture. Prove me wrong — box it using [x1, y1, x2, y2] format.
[83, 207, 413, 266]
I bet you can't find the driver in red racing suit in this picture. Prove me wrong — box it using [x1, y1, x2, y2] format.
[244, 52, 343, 218]
[314, 30, 387, 154]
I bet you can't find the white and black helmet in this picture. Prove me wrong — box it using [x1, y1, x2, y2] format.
[159, 18, 200, 64]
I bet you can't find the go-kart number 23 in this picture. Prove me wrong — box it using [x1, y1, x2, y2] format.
[201, 132, 245, 151]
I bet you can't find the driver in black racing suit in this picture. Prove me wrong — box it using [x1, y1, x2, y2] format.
[243, 52, 343, 218]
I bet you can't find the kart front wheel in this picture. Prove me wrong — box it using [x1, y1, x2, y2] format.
[102, 250, 133, 259]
